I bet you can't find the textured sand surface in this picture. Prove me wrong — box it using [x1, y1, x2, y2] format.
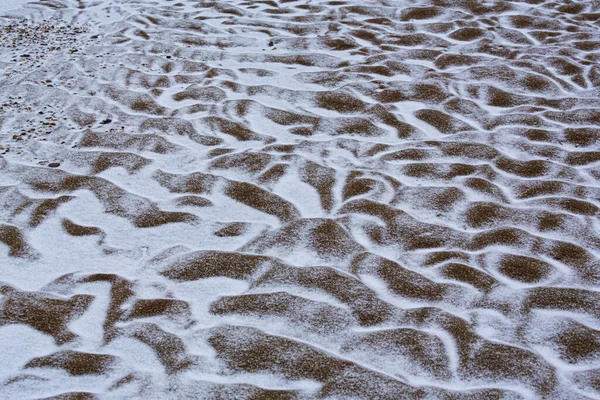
[0, 1, 31, 13]
[1, 0, 600, 398]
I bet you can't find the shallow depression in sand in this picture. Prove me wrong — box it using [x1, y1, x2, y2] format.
[1, 0, 600, 398]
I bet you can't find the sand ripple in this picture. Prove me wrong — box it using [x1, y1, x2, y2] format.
[1, 0, 600, 398]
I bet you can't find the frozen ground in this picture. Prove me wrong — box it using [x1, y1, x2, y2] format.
[0, 1, 32, 13]
[1, 0, 600, 399]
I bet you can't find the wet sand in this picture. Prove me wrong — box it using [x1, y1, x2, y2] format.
[1, 0, 600, 398]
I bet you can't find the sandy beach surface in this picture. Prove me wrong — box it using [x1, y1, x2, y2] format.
[1, 0, 600, 398]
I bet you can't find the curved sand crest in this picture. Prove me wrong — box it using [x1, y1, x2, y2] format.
[1, 0, 600, 398]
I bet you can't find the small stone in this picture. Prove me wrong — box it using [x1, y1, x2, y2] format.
[48, 162, 60, 168]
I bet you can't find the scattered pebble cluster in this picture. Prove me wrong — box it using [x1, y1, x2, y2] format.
[0, 97, 27, 155]
[0, 21, 92, 160]
[0, 96, 68, 158]
[0, 97, 32, 114]
[0, 21, 91, 72]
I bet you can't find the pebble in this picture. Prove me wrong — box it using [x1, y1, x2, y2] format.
[48, 162, 60, 168]
[0, 22, 90, 72]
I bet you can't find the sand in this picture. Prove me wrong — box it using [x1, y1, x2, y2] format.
[0, 1, 31, 13]
[1, 0, 600, 398]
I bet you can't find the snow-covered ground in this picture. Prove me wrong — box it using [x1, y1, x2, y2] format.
[0, 0, 31, 13]
[1, 0, 600, 398]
